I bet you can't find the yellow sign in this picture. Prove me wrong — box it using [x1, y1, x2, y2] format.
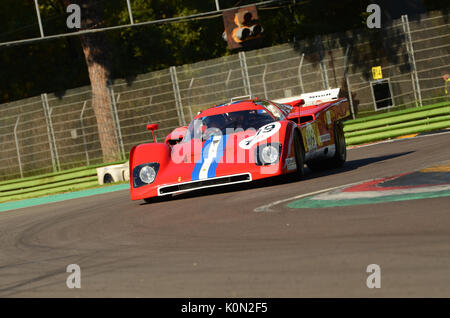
[372, 66, 383, 80]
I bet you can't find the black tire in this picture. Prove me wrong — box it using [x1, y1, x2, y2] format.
[306, 121, 346, 171]
[292, 131, 305, 179]
[328, 120, 346, 168]
[305, 159, 324, 172]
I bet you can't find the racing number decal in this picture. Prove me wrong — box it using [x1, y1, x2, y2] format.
[239, 122, 281, 150]
[305, 125, 317, 151]
[243, 139, 253, 147]
[260, 123, 276, 133]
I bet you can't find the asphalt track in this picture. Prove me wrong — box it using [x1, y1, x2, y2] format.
[0, 132, 449, 297]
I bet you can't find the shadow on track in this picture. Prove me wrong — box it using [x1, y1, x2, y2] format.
[140, 151, 413, 205]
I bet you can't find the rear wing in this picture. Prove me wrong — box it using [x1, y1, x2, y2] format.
[274, 88, 340, 107]
[275, 88, 350, 125]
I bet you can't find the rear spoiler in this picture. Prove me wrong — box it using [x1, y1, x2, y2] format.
[274, 88, 340, 107]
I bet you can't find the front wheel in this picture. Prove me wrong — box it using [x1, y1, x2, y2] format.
[292, 131, 305, 179]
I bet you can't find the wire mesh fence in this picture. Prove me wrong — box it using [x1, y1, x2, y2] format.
[0, 11, 449, 180]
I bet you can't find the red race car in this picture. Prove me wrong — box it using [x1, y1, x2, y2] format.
[129, 89, 350, 202]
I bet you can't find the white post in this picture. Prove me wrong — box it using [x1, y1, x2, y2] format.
[262, 64, 268, 99]
[187, 78, 195, 121]
[402, 15, 422, 107]
[14, 116, 24, 178]
[401, 15, 418, 107]
[215, 0, 220, 11]
[343, 45, 356, 119]
[225, 69, 232, 100]
[297, 53, 305, 94]
[239, 51, 252, 96]
[33, 0, 45, 38]
[80, 101, 90, 166]
[170, 66, 186, 126]
[107, 84, 125, 159]
[42, 93, 60, 172]
[126, 0, 134, 24]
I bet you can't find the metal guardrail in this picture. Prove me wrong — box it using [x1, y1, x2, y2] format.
[344, 103, 450, 145]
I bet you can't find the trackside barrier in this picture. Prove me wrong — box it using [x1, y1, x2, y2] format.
[0, 160, 127, 203]
[345, 120, 450, 145]
[0, 169, 98, 193]
[0, 179, 102, 203]
[346, 114, 450, 138]
[344, 104, 450, 132]
[0, 160, 127, 188]
[0, 176, 98, 200]
[344, 102, 450, 145]
[343, 102, 449, 126]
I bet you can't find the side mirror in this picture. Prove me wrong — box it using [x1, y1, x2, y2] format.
[146, 123, 159, 143]
[147, 123, 159, 131]
[165, 126, 188, 146]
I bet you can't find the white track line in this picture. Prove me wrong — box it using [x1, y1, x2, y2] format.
[255, 130, 450, 212]
[254, 181, 363, 213]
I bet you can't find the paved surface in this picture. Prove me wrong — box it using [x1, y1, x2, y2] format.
[0, 133, 449, 297]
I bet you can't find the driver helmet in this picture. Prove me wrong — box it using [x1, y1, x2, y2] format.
[207, 115, 224, 129]
[228, 111, 247, 130]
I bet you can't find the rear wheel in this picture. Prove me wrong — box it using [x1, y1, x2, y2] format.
[306, 121, 346, 171]
[328, 121, 346, 168]
[306, 159, 323, 172]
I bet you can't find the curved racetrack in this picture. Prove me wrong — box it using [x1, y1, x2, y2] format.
[0, 132, 449, 297]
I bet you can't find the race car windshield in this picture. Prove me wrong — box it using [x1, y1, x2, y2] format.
[182, 109, 275, 142]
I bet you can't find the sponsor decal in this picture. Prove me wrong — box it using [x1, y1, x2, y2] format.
[326, 111, 332, 125]
[320, 133, 331, 143]
[305, 124, 317, 151]
[285, 157, 297, 171]
[239, 122, 281, 150]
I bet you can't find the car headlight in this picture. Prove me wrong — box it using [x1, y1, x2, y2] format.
[139, 165, 156, 184]
[258, 144, 281, 165]
[132, 163, 160, 188]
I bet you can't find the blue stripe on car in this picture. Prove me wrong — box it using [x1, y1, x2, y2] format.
[191, 137, 213, 181]
[207, 135, 229, 178]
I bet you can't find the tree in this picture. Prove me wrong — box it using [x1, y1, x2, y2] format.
[61, 0, 120, 162]
[1, 0, 448, 105]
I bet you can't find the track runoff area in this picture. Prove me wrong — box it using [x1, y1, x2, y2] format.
[0, 130, 449, 299]
[256, 130, 450, 212]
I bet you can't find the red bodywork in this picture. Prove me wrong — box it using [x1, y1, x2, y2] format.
[129, 97, 350, 201]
